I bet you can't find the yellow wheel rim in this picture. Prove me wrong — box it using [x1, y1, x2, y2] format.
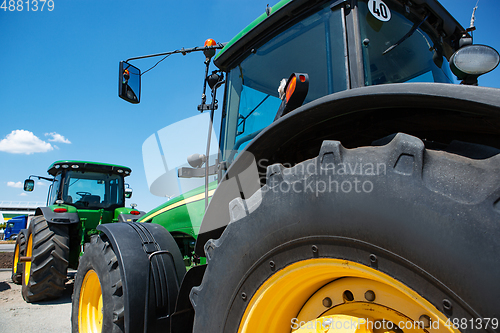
[79, 269, 103, 333]
[24, 234, 33, 285]
[238, 258, 459, 333]
[13, 243, 20, 275]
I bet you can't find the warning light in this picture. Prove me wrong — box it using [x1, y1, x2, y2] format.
[204, 39, 216, 47]
[204, 39, 217, 59]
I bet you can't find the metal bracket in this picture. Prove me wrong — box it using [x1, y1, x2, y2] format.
[178, 164, 218, 178]
[197, 103, 217, 112]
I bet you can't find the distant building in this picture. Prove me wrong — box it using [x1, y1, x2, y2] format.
[0, 201, 44, 221]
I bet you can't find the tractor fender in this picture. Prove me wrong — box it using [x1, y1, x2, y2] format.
[116, 211, 147, 222]
[195, 83, 500, 256]
[36, 207, 79, 224]
[97, 222, 186, 333]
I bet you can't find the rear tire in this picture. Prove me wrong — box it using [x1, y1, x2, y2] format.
[71, 235, 125, 333]
[22, 216, 70, 302]
[191, 133, 500, 332]
[11, 229, 27, 284]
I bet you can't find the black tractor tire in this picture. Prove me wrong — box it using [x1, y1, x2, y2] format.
[11, 229, 27, 284]
[71, 235, 125, 333]
[22, 216, 70, 302]
[191, 133, 500, 332]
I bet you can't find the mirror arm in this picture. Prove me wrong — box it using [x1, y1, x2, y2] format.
[29, 175, 54, 182]
[125, 43, 226, 63]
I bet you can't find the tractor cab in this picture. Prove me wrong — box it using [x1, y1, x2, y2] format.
[47, 162, 129, 209]
[25, 160, 132, 209]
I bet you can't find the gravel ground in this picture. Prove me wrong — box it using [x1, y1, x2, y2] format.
[0, 269, 73, 332]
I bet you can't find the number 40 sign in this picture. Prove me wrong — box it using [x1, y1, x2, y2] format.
[368, 0, 391, 22]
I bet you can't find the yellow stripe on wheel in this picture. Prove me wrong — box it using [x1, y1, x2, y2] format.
[79, 269, 103, 333]
[238, 259, 458, 333]
[13, 243, 20, 275]
[24, 234, 33, 285]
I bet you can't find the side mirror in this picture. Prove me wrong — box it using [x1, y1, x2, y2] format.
[24, 179, 35, 192]
[119, 61, 141, 104]
[125, 188, 133, 199]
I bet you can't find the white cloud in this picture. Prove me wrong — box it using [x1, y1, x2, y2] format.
[0, 130, 53, 154]
[45, 132, 71, 144]
[7, 181, 23, 188]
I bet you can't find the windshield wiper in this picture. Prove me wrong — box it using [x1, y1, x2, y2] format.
[382, 13, 429, 55]
[237, 94, 270, 135]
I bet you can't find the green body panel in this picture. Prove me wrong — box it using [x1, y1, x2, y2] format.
[151, 199, 205, 239]
[140, 182, 217, 239]
[47, 204, 117, 238]
[78, 210, 106, 237]
[214, 0, 291, 62]
[113, 207, 139, 221]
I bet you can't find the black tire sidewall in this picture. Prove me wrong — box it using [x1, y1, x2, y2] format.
[72, 236, 123, 333]
[193, 138, 500, 332]
[22, 216, 69, 302]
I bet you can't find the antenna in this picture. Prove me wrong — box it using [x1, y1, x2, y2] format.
[468, 0, 479, 33]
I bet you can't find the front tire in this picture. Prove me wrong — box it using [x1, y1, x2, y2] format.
[71, 235, 125, 333]
[22, 216, 70, 302]
[192, 133, 500, 332]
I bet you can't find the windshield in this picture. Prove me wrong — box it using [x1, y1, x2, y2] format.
[62, 171, 124, 209]
[358, 0, 453, 85]
[221, 4, 347, 162]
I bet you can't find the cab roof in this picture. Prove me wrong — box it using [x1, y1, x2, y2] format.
[214, 0, 466, 71]
[48, 160, 132, 176]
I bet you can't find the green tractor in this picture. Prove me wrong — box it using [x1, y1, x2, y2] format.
[73, 0, 500, 332]
[11, 160, 145, 302]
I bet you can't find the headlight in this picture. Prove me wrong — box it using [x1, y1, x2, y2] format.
[450, 45, 500, 79]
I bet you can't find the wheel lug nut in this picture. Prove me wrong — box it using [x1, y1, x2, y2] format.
[322, 297, 332, 307]
[364, 290, 376, 302]
[443, 299, 452, 311]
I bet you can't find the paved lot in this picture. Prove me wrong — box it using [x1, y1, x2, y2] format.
[0, 243, 15, 252]
[0, 270, 73, 332]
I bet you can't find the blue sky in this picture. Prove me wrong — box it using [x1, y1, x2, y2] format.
[1, 0, 499, 212]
